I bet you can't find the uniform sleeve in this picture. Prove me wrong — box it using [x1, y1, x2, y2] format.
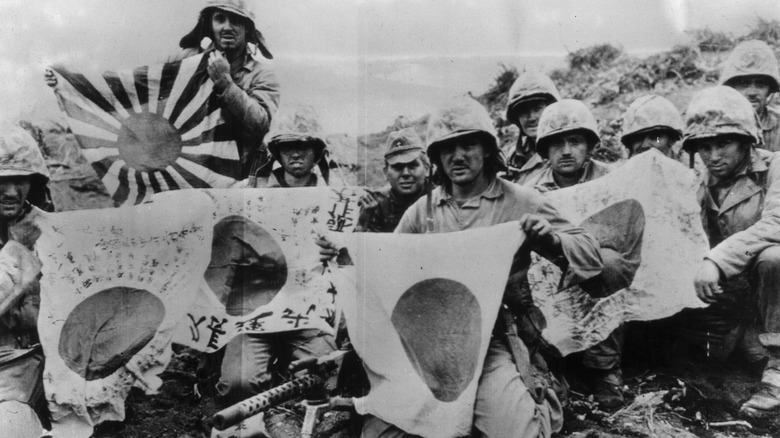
[535, 198, 604, 287]
[0, 241, 42, 328]
[214, 60, 281, 141]
[707, 153, 780, 277]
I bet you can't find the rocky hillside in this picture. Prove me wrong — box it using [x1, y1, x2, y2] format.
[356, 18, 780, 187]
[19, 19, 780, 203]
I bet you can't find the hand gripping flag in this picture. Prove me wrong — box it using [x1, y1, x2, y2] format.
[172, 186, 361, 352]
[528, 150, 709, 355]
[333, 222, 524, 438]
[50, 54, 243, 206]
[35, 190, 214, 436]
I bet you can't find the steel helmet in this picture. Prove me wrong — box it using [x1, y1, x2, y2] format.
[179, 0, 273, 59]
[719, 39, 780, 93]
[426, 96, 506, 172]
[0, 126, 52, 211]
[681, 86, 761, 153]
[266, 102, 328, 160]
[536, 99, 600, 159]
[505, 71, 561, 127]
[620, 94, 683, 146]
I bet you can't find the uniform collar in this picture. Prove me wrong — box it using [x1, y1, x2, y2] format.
[706, 147, 767, 187]
[438, 177, 502, 206]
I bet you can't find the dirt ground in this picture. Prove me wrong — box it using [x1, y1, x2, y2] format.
[85, 322, 780, 438]
[42, 136, 780, 438]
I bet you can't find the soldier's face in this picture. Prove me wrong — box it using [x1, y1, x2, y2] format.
[278, 143, 317, 178]
[515, 99, 550, 139]
[729, 76, 773, 113]
[211, 10, 247, 53]
[547, 133, 591, 177]
[384, 156, 427, 197]
[696, 136, 750, 180]
[0, 176, 31, 220]
[628, 131, 674, 157]
[439, 138, 487, 186]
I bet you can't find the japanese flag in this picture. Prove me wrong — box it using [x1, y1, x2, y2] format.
[334, 222, 524, 438]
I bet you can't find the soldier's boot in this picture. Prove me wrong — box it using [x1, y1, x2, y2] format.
[740, 368, 780, 418]
[589, 368, 624, 410]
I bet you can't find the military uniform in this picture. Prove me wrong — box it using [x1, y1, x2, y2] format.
[363, 97, 603, 438]
[0, 127, 56, 434]
[533, 99, 632, 408]
[174, 0, 281, 179]
[504, 72, 561, 185]
[356, 128, 428, 233]
[216, 103, 336, 407]
[675, 86, 780, 417]
[720, 40, 780, 152]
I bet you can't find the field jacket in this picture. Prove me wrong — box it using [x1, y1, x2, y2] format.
[700, 148, 780, 277]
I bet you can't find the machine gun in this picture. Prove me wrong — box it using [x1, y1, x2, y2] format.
[212, 347, 354, 438]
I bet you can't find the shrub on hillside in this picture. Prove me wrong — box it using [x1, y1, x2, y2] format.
[480, 64, 519, 114]
[567, 44, 624, 71]
[742, 18, 780, 46]
[689, 28, 735, 53]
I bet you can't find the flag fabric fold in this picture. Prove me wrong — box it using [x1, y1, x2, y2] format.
[35, 186, 360, 433]
[334, 222, 524, 438]
[51, 54, 242, 206]
[170, 187, 360, 352]
[36, 190, 214, 434]
[528, 150, 709, 355]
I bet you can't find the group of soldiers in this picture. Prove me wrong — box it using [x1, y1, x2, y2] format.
[2, 0, 780, 437]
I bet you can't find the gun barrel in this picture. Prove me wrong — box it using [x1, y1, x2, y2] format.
[212, 374, 323, 430]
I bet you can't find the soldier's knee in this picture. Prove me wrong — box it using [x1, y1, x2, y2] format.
[756, 246, 780, 272]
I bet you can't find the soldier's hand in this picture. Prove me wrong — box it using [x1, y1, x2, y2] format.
[44, 69, 58, 88]
[358, 190, 380, 211]
[519, 214, 561, 255]
[694, 259, 722, 304]
[207, 51, 232, 88]
[316, 236, 339, 263]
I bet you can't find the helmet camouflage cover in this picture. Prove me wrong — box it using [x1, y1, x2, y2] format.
[266, 102, 327, 159]
[505, 71, 561, 126]
[535, 99, 600, 159]
[0, 125, 53, 211]
[620, 94, 683, 146]
[0, 126, 50, 181]
[426, 96, 506, 171]
[719, 39, 780, 93]
[681, 86, 761, 152]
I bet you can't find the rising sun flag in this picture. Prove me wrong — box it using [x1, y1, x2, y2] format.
[50, 53, 243, 205]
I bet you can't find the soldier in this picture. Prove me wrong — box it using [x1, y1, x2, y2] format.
[259, 102, 331, 188]
[355, 128, 429, 232]
[525, 99, 612, 192]
[0, 126, 56, 436]
[214, 103, 336, 423]
[45, 0, 281, 182]
[504, 71, 561, 185]
[719, 39, 780, 152]
[675, 86, 780, 418]
[527, 100, 633, 409]
[620, 94, 685, 161]
[346, 96, 604, 437]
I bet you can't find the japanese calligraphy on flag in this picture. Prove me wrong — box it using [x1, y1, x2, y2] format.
[334, 222, 524, 438]
[35, 190, 213, 436]
[172, 187, 360, 352]
[529, 150, 709, 356]
[50, 53, 242, 206]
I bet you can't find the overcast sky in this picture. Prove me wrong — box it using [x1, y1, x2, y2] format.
[4, 0, 780, 134]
